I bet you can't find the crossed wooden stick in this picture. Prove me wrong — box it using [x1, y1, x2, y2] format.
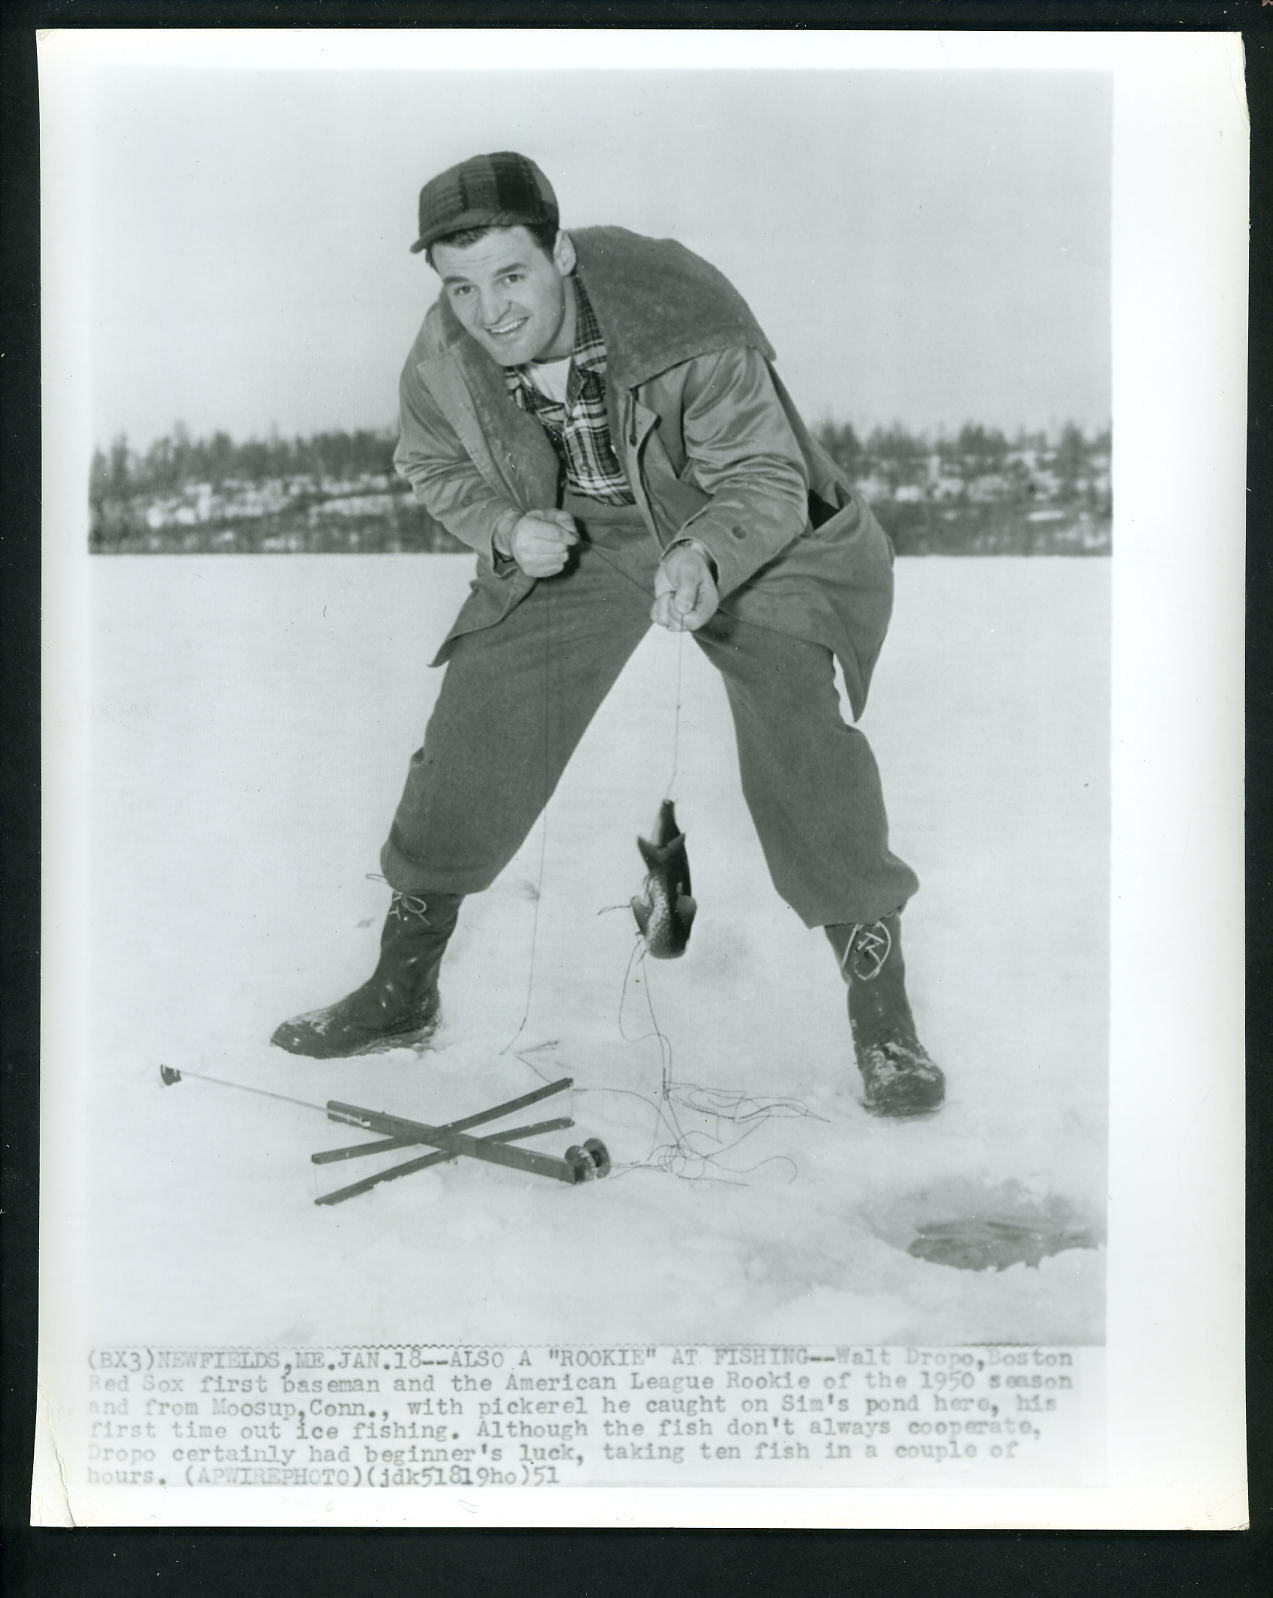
[159, 1066, 611, 1205]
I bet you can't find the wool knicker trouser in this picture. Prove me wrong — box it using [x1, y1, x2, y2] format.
[380, 499, 919, 928]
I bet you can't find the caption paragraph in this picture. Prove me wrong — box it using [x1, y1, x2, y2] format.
[81, 1342, 1097, 1490]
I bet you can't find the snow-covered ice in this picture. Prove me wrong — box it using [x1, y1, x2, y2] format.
[76, 553, 1108, 1349]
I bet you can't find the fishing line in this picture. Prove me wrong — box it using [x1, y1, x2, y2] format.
[671, 1085, 827, 1125]
[600, 937, 809, 1185]
[502, 535, 682, 1056]
[510, 909, 813, 1187]
[150, 1065, 344, 1205]
[510, 943, 720, 1183]
[616, 934, 673, 1083]
[152, 1064, 331, 1118]
[498, 576, 555, 1057]
[492, 542, 810, 1187]
[663, 628, 687, 799]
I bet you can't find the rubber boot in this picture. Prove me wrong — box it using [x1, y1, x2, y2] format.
[270, 890, 462, 1059]
[825, 913, 945, 1116]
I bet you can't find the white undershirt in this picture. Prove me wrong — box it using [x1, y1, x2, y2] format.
[527, 356, 572, 404]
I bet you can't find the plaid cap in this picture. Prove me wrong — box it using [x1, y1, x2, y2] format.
[410, 151, 559, 255]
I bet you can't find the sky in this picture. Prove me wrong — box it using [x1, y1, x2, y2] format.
[77, 61, 1111, 449]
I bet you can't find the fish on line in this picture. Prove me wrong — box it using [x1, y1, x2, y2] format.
[631, 799, 697, 959]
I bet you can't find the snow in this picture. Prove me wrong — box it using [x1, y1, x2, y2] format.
[80, 554, 1108, 1349]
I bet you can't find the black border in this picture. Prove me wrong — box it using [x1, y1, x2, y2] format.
[3, 5, 1269, 1595]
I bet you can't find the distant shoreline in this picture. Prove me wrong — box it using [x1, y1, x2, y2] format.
[88, 504, 1111, 559]
[88, 420, 1112, 557]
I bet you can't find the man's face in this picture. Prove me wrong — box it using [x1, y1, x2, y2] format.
[433, 226, 577, 366]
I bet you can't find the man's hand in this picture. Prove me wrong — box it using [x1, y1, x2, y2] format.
[652, 545, 719, 632]
[502, 509, 579, 578]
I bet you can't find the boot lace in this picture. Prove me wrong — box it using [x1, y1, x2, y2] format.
[366, 873, 434, 927]
[839, 919, 892, 983]
[387, 890, 432, 926]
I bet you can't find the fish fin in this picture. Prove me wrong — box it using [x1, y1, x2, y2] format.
[630, 897, 651, 936]
[677, 894, 698, 929]
[637, 836, 666, 870]
[638, 832, 686, 870]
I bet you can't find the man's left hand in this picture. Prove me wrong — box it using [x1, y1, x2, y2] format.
[652, 546, 719, 632]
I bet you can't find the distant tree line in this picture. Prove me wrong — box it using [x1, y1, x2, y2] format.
[813, 418, 1110, 490]
[89, 417, 1112, 556]
[90, 421, 400, 501]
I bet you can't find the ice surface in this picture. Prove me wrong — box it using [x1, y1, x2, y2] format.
[79, 554, 1109, 1347]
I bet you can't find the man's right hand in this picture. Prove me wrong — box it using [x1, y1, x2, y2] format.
[499, 509, 579, 578]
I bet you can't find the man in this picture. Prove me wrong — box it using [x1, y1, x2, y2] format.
[272, 151, 944, 1117]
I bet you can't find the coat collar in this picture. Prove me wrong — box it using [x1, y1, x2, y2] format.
[569, 227, 774, 390]
[409, 226, 774, 393]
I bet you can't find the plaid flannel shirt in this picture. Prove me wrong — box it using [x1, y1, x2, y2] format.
[503, 278, 635, 506]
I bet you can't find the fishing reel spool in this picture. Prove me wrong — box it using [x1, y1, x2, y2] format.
[566, 1138, 611, 1182]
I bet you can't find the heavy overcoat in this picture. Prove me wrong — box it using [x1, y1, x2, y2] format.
[394, 226, 896, 717]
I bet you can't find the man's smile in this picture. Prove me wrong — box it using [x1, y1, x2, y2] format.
[431, 227, 579, 364]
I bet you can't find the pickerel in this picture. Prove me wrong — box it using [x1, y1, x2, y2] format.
[631, 799, 697, 958]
